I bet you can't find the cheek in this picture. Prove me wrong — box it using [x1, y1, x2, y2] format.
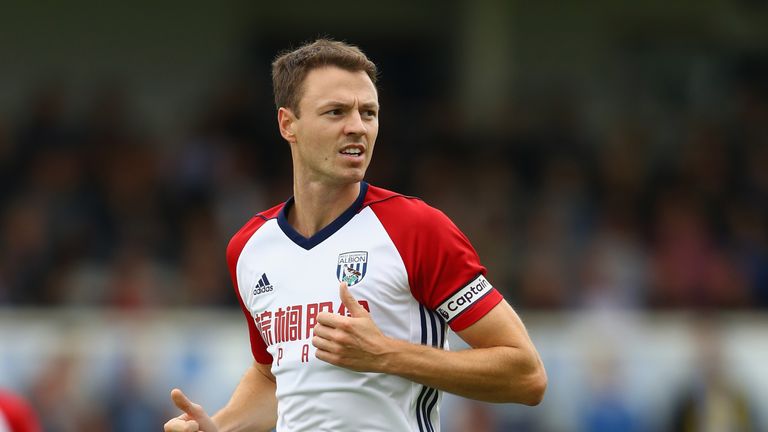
[366, 138, 376, 152]
[366, 124, 379, 140]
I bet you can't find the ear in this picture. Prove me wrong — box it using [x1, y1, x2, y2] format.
[278, 107, 297, 143]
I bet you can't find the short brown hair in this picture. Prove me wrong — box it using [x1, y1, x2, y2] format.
[271, 39, 378, 116]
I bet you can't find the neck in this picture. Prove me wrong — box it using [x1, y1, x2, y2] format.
[288, 180, 362, 238]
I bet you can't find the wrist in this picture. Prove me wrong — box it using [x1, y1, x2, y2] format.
[377, 337, 418, 376]
[210, 412, 227, 432]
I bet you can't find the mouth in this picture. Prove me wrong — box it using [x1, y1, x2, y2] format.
[339, 144, 365, 159]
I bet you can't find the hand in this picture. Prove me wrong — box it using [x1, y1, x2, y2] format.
[312, 282, 393, 372]
[163, 389, 218, 432]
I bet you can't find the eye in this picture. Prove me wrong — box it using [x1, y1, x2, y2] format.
[326, 108, 343, 116]
[363, 109, 378, 118]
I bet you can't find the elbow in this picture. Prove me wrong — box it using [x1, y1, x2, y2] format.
[486, 365, 548, 405]
[520, 367, 547, 406]
[504, 362, 547, 406]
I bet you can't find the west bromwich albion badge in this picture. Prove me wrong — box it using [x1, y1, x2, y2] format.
[337, 251, 368, 286]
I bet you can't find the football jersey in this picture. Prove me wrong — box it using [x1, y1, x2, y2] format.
[0, 390, 41, 432]
[227, 182, 503, 432]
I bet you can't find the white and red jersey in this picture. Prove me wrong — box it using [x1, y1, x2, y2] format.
[227, 182, 503, 432]
[0, 390, 41, 432]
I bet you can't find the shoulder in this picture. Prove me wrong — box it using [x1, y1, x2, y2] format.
[226, 202, 284, 268]
[363, 184, 452, 229]
[362, 184, 490, 317]
[362, 183, 475, 265]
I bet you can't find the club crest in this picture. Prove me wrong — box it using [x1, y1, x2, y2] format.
[337, 251, 368, 287]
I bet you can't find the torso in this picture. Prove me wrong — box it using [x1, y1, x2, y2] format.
[227, 182, 502, 431]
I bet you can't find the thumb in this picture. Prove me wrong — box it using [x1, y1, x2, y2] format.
[339, 282, 367, 317]
[171, 388, 205, 419]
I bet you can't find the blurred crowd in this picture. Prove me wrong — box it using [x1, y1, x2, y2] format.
[0, 77, 284, 309]
[1, 34, 768, 431]
[1, 59, 767, 313]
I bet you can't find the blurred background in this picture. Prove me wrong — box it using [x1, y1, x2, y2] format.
[1, 0, 767, 430]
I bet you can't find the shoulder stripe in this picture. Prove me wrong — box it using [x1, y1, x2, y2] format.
[419, 303, 428, 345]
[425, 388, 439, 432]
[416, 305, 445, 432]
[428, 308, 438, 348]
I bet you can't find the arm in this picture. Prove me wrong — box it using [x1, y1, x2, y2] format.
[213, 361, 277, 432]
[385, 300, 545, 404]
[313, 283, 547, 404]
[164, 361, 277, 432]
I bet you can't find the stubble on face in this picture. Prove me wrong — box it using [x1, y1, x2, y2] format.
[290, 67, 380, 187]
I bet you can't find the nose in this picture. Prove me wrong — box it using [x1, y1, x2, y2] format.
[344, 110, 367, 136]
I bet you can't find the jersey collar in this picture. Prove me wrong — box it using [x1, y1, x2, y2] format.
[277, 182, 369, 250]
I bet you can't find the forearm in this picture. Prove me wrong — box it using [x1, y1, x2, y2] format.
[212, 362, 277, 432]
[380, 338, 546, 404]
[314, 291, 547, 405]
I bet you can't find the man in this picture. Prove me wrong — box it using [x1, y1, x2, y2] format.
[0, 389, 41, 432]
[165, 38, 546, 432]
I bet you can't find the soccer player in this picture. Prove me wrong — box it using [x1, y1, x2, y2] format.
[164, 38, 547, 432]
[0, 389, 41, 432]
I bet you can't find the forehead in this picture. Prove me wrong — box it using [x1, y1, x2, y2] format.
[300, 66, 378, 107]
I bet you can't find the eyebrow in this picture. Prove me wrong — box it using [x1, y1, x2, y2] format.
[317, 100, 380, 110]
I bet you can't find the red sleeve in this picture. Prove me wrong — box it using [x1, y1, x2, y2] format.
[367, 190, 503, 332]
[0, 390, 41, 432]
[226, 206, 281, 364]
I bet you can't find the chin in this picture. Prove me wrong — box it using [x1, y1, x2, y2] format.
[346, 174, 366, 184]
[342, 167, 368, 181]
[338, 173, 366, 185]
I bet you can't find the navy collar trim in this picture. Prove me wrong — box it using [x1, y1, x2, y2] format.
[277, 182, 369, 250]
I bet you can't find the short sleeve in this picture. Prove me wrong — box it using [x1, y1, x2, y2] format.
[369, 195, 503, 331]
[227, 214, 275, 364]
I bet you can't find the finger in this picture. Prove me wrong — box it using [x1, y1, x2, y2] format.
[339, 282, 368, 317]
[316, 311, 343, 327]
[315, 347, 341, 366]
[182, 421, 200, 432]
[170, 389, 203, 418]
[313, 321, 332, 338]
[312, 334, 338, 352]
[164, 418, 200, 432]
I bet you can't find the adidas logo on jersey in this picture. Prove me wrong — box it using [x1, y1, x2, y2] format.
[253, 273, 274, 295]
